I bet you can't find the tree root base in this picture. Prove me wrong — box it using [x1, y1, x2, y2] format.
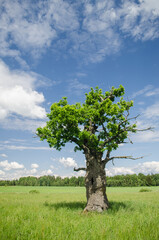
[84, 203, 109, 213]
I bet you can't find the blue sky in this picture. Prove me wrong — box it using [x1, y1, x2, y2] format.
[0, 0, 159, 180]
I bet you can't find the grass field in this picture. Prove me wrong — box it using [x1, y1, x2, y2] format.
[0, 186, 159, 240]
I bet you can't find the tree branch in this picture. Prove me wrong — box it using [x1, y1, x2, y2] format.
[104, 155, 144, 164]
[134, 127, 154, 131]
[74, 167, 86, 172]
[127, 136, 133, 144]
[82, 144, 90, 154]
[99, 90, 115, 102]
[109, 156, 143, 160]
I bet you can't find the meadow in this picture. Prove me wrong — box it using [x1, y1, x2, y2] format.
[0, 186, 159, 240]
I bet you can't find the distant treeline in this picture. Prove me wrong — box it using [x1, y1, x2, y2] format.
[0, 173, 159, 187]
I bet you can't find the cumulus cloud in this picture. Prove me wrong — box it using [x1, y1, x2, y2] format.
[30, 168, 37, 174]
[0, 160, 24, 171]
[74, 170, 85, 177]
[31, 164, 39, 169]
[59, 157, 78, 168]
[0, 60, 46, 121]
[106, 161, 159, 176]
[136, 161, 159, 174]
[106, 166, 135, 176]
[41, 169, 53, 175]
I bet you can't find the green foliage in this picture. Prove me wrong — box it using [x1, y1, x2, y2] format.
[139, 188, 152, 192]
[1, 174, 159, 187]
[36, 85, 137, 153]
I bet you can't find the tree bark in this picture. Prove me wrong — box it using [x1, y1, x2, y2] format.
[84, 153, 109, 212]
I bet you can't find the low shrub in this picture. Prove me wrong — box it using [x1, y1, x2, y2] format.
[139, 188, 152, 192]
[29, 190, 40, 194]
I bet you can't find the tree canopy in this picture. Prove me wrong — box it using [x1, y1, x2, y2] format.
[37, 85, 137, 159]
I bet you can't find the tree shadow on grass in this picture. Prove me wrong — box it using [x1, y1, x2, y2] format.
[107, 201, 133, 214]
[44, 200, 133, 213]
[44, 201, 86, 210]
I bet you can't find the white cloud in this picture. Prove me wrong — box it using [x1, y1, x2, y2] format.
[0, 0, 78, 61]
[0, 118, 46, 132]
[106, 166, 135, 176]
[0, 0, 55, 58]
[59, 157, 78, 168]
[0, 60, 46, 121]
[0, 144, 51, 151]
[135, 130, 159, 143]
[0, 160, 24, 171]
[0, 168, 35, 180]
[80, 0, 159, 62]
[129, 86, 159, 144]
[75, 170, 85, 177]
[144, 102, 159, 119]
[119, 0, 159, 41]
[0, 170, 5, 176]
[131, 118, 159, 143]
[31, 164, 39, 169]
[136, 161, 159, 174]
[106, 161, 159, 176]
[76, 72, 87, 78]
[1, 0, 159, 65]
[0, 153, 7, 158]
[137, 101, 145, 105]
[145, 88, 159, 97]
[41, 169, 53, 175]
[50, 165, 55, 169]
[67, 79, 90, 95]
[76, 1, 121, 63]
[30, 168, 37, 174]
[132, 85, 153, 98]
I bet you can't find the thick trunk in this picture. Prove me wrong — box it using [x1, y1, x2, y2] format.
[84, 153, 109, 212]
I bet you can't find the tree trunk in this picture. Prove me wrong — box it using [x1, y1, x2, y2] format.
[84, 153, 109, 212]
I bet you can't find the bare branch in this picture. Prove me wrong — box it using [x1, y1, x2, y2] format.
[99, 90, 115, 102]
[99, 96, 104, 102]
[82, 144, 90, 154]
[109, 155, 143, 161]
[74, 167, 86, 172]
[134, 127, 154, 132]
[101, 116, 152, 149]
[106, 150, 110, 159]
[103, 155, 144, 164]
[127, 136, 133, 144]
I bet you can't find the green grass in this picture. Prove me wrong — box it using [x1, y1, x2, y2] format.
[0, 186, 159, 240]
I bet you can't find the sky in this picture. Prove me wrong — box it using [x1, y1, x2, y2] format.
[0, 0, 159, 180]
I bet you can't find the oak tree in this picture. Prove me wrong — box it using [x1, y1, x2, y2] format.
[36, 85, 150, 212]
